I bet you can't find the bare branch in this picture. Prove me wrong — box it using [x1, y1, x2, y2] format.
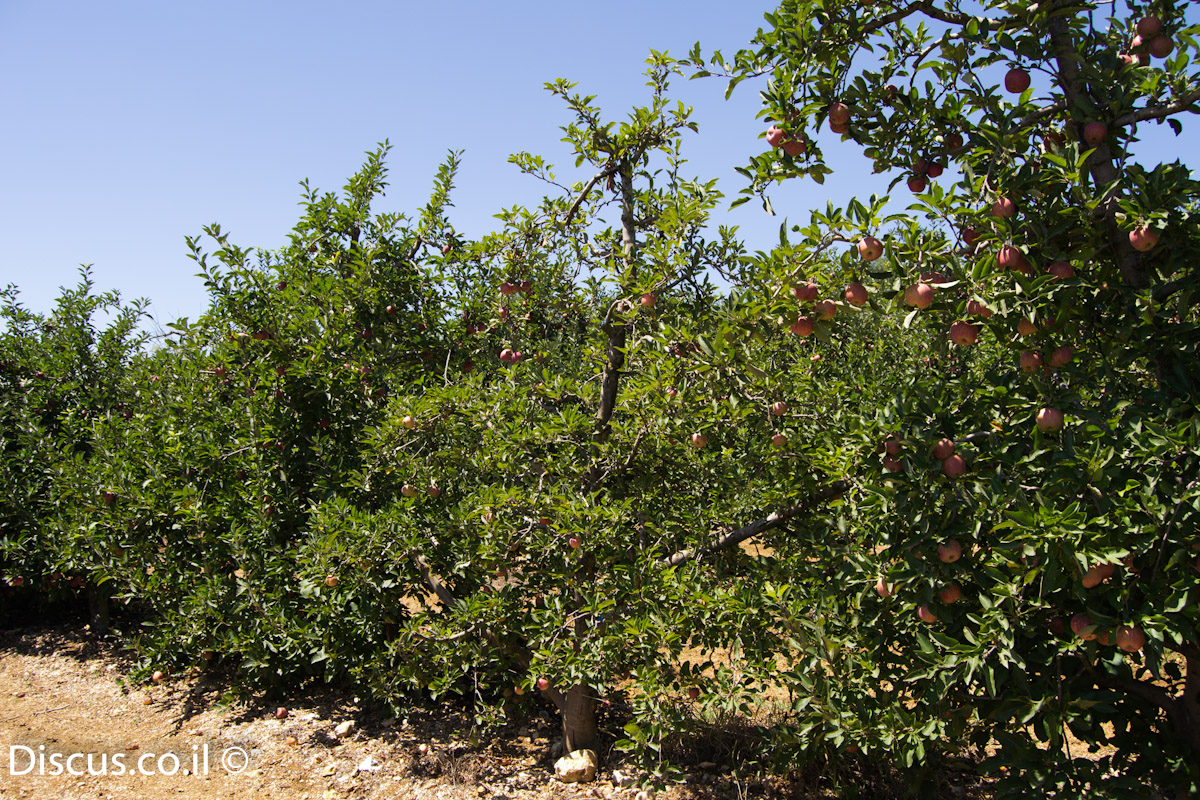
[658, 480, 851, 569]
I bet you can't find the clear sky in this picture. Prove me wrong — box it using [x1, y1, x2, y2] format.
[2, 1, 1196, 328]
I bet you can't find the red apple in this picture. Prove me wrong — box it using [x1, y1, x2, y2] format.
[151, 670, 165, 685]
[1048, 345, 1074, 368]
[402, 415, 417, 430]
[1036, 407, 1065, 432]
[1081, 566, 1105, 588]
[1116, 625, 1146, 653]
[944, 132, 964, 151]
[1129, 225, 1158, 252]
[771, 401, 789, 416]
[884, 438, 902, 456]
[926, 162, 944, 178]
[1004, 68, 1031, 94]
[829, 119, 850, 134]
[829, 103, 852, 125]
[1149, 34, 1174, 58]
[1050, 617, 1067, 636]
[782, 138, 807, 157]
[640, 292, 657, 308]
[690, 432, 709, 449]
[938, 582, 962, 604]
[998, 244, 1029, 272]
[442, 243, 453, 255]
[499, 348, 514, 363]
[1083, 121, 1108, 146]
[941, 454, 966, 478]
[1017, 317, 1038, 336]
[1071, 614, 1097, 640]
[858, 236, 884, 261]
[275, 707, 289, 720]
[790, 317, 814, 337]
[815, 299, 837, 320]
[688, 687, 701, 700]
[917, 605, 937, 623]
[1047, 261, 1075, 280]
[427, 485, 442, 498]
[771, 433, 788, 448]
[938, 540, 963, 563]
[883, 454, 904, 473]
[766, 125, 786, 147]
[793, 281, 820, 301]
[1020, 351, 1044, 373]
[1137, 16, 1162, 37]
[875, 578, 893, 597]
[932, 438, 955, 460]
[991, 197, 1018, 218]
[401, 484, 419, 498]
[536, 677, 550, 691]
[908, 176, 928, 193]
[904, 282, 934, 309]
[568, 537, 581, 549]
[844, 282, 868, 306]
[966, 299, 993, 318]
[949, 321, 979, 346]
[325, 575, 339, 588]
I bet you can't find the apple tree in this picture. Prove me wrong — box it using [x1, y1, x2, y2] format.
[682, 0, 1200, 794]
[0, 270, 148, 628]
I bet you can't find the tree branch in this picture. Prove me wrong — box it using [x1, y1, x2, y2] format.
[1114, 86, 1200, 127]
[658, 480, 851, 569]
[412, 553, 457, 608]
[1009, 99, 1069, 136]
[562, 163, 620, 230]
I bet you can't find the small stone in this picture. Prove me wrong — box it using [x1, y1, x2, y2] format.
[333, 720, 355, 737]
[554, 749, 598, 783]
[356, 756, 380, 772]
[612, 769, 638, 788]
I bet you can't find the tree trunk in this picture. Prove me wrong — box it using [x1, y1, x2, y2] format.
[87, 585, 109, 634]
[558, 684, 599, 753]
[1179, 646, 1200, 762]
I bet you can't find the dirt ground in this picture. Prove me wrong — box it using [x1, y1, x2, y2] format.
[0, 625, 791, 800]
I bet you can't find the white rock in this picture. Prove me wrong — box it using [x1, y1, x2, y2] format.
[333, 720, 355, 737]
[356, 756, 380, 772]
[612, 769, 638, 787]
[554, 749, 597, 783]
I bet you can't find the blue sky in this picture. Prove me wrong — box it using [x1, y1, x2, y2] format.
[0, 1, 791, 326]
[2, 2, 1196, 328]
